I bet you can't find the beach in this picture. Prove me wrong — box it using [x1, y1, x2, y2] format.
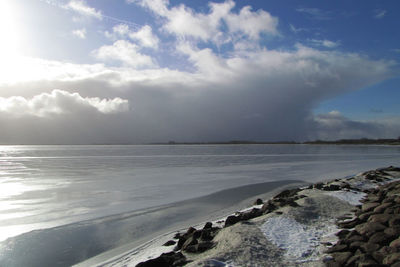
[99, 166, 400, 267]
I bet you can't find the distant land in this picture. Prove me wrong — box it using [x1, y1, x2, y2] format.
[152, 138, 400, 145]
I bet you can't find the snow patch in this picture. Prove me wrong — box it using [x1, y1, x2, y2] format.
[324, 190, 366, 206]
[260, 216, 324, 261]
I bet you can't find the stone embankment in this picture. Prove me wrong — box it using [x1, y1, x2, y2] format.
[326, 166, 400, 267]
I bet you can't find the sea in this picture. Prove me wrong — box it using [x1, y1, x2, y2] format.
[0, 144, 399, 266]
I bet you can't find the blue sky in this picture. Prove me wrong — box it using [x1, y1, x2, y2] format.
[0, 0, 399, 143]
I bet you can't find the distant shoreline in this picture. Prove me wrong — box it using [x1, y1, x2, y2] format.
[1, 138, 399, 146]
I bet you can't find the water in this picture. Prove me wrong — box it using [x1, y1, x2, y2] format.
[0, 144, 399, 266]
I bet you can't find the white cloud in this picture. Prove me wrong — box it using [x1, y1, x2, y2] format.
[374, 9, 387, 19]
[72, 28, 86, 39]
[92, 40, 157, 68]
[129, 25, 159, 48]
[310, 39, 340, 48]
[0, 90, 129, 117]
[106, 24, 159, 49]
[289, 24, 307, 34]
[64, 0, 102, 20]
[135, 0, 278, 43]
[296, 7, 331, 20]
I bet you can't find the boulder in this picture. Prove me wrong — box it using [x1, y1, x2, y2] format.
[203, 222, 212, 229]
[361, 202, 380, 213]
[254, 198, 263, 205]
[224, 215, 240, 227]
[331, 252, 352, 265]
[383, 252, 400, 265]
[136, 252, 187, 267]
[163, 240, 176, 246]
[355, 222, 386, 236]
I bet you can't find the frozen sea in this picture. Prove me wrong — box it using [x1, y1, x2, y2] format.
[0, 144, 399, 266]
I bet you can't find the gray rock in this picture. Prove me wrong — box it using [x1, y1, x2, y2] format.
[383, 252, 400, 265]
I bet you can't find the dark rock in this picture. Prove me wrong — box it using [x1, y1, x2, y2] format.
[327, 244, 348, 253]
[338, 218, 360, 229]
[384, 227, 400, 240]
[254, 198, 263, 205]
[173, 232, 181, 239]
[331, 252, 352, 265]
[239, 208, 262, 220]
[136, 252, 187, 267]
[346, 234, 365, 243]
[163, 240, 176, 246]
[200, 228, 218, 241]
[383, 252, 400, 265]
[186, 227, 196, 235]
[367, 213, 391, 225]
[182, 236, 198, 251]
[360, 242, 380, 254]
[358, 211, 375, 222]
[368, 232, 389, 245]
[355, 222, 386, 236]
[203, 222, 212, 229]
[196, 241, 214, 252]
[335, 229, 351, 238]
[273, 188, 300, 199]
[314, 183, 324, 189]
[349, 241, 365, 252]
[224, 215, 240, 227]
[322, 184, 341, 191]
[390, 238, 400, 249]
[361, 202, 380, 213]
[389, 215, 400, 227]
[261, 201, 277, 214]
[373, 202, 393, 213]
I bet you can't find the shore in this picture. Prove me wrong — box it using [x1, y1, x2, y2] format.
[103, 166, 400, 267]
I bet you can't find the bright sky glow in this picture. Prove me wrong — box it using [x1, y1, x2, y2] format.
[0, 0, 399, 143]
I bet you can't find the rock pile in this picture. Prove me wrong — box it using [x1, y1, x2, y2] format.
[326, 170, 400, 266]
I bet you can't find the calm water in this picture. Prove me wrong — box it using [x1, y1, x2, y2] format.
[0, 144, 399, 266]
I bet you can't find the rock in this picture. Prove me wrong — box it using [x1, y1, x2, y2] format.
[314, 183, 324, 189]
[338, 218, 360, 229]
[200, 228, 217, 241]
[136, 252, 187, 267]
[327, 244, 348, 253]
[335, 229, 351, 238]
[345, 234, 365, 243]
[368, 232, 389, 245]
[273, 188, 300, 199]
[367, 213, 391, 225]
[203, 222, 212, 229]
[261, 201, 277, 214]
[383, 252, 400, 265]
[384, 227, 400, 240]
[360, 242, 380, 254]
[349, 241, 365, 252]
[389, 214, 400, 227]
[163, 240, 176, 246]
[182, 236, 198, 251]
[323, 184, 341, 191]
[373, 202, 392, 213]
[361, 202, 380, 213]
[390, 238, 400, 249]
[254, 198, 263, 205]
[358, 211, 375, 222]
[195, 241, 214, 252]
[224, 215, 240, 227]
[239, 208, 262, 220]
[331, 252, 352, 265]
[355, 222, 386, 236]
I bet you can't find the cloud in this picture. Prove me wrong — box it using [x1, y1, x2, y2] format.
[289, 24, 308, 34]
[106, 24, 159, 49]
[310, 39, 340, 48]
[374, 9, 387, 19]
[92, 40, 157, 68]
[296, 8, 331, 20]
[0, 90, 129, 117]
[64, 0, 102, 20]
[313, 111, 400, 140]
[135, 0, 278, 43]
[72, 28, 86, 39]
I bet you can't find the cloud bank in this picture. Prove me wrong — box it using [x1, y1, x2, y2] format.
[0, 0, 399, 144]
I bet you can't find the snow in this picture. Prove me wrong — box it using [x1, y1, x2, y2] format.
[260, 216, 334, 262]
[324, 190, 366, 206]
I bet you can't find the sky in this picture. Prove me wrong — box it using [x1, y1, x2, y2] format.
[0, 0, 399, 144]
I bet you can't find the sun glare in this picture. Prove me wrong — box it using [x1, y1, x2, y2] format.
[0, 1, 24, 83]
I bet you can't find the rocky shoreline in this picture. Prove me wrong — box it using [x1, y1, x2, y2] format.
[135, 166, 400, 267]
